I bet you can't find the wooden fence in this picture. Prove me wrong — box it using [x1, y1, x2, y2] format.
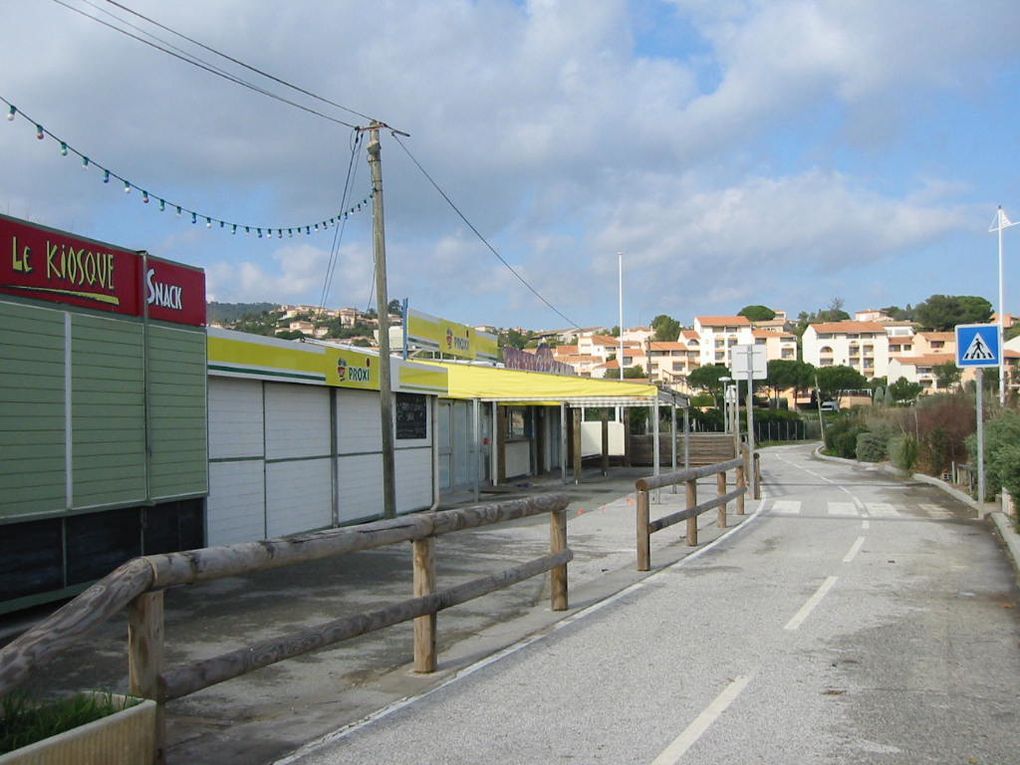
[0, 493, 571, 764]
[629, 433, 736, 467]
[633, 447, 754, 571]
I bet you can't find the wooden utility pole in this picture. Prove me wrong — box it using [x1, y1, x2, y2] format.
[367, 124, 396, 518]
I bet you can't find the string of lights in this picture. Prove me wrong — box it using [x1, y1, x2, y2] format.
[2, 95, 372, 239]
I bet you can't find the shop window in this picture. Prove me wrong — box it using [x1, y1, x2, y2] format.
[396, 393, 428, 439]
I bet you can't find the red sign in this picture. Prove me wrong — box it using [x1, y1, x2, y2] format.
[1, 214, 141, 316]
[145, 255, 206, 327]
[0, 215, 205, 326]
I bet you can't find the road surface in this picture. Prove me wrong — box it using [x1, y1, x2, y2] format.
[283, 443, 1020, 765]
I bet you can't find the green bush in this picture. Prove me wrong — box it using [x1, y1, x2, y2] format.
[966, 411, 1020, 498]
[889, 435, 919, 472]
[855, 432, 887, 462]
[690, 394, 715, 408]
[0, 692, 135, 754]
[823, 415, 866, 458]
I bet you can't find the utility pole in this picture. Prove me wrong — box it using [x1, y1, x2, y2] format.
[991, 206, 1017, 407]
[367, 124, 396, 519]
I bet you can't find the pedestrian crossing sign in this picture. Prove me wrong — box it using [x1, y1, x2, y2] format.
[955, 323, 1001, 367]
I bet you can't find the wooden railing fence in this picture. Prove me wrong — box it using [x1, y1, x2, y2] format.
[634, 447, 755, 571]
[0, 493, 571, 764]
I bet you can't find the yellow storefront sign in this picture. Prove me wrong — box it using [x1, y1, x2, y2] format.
[405, 308, 499, 361]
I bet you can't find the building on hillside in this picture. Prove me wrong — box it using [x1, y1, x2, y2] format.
[887, 353, 959, 394]
[621, 326, 654, 343]
[753, 329, 798, 361]
[693, 316, 754, 367]
[645, 340, 701, 390]
[801, 321, 890, 380]
[855, 309, 895, 323]
[913, 331, 955, 356]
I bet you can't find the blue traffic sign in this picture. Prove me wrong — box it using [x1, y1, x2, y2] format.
[956, 323, 1001, 368]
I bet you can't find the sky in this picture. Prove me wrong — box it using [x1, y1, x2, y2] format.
[2, 0, 1020, 331]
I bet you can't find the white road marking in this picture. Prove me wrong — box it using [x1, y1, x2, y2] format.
[275, 495, 773, 764]
[843, 536, 866, 563]
[650, 675, 751, 764]
[828, 501, 858, 517]
[866, 502, 899, 517]
[862, 520, 870, 530]
[784, 576, 839, 631]
[919, 503, 953, 519]
[772, 500, 801, 514]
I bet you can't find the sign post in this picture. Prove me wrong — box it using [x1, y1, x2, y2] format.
[731, 344, 767, 495]
[956, 323, 1002, 506]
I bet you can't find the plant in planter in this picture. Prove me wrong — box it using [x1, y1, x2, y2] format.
[0, 691, 156, 765]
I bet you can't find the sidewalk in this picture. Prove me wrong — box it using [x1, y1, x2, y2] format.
[0, 465, 759, 765]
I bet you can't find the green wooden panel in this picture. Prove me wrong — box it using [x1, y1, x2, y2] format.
[147, 326, 207, 499]
[70, 314, 146, 509]
[0, 302, 66, 518]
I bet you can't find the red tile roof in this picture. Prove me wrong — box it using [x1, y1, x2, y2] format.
[696, 316, 751, 327]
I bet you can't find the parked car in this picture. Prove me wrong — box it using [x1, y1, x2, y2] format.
[819, 401, 839, 412]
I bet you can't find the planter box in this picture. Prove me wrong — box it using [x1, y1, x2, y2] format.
[0, 694, 156, 765]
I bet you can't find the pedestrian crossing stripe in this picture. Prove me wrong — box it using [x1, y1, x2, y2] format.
[866, 503, 899, 517]
[828, 502, 857, 516]
[919, 503, 953, 519]
[772, 500, 801, 514]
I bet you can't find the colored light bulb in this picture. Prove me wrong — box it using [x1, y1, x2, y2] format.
[6, 105, 15, 121]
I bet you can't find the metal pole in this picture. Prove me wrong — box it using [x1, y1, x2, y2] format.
[977, 368, 986, 505]
[652, 398, 660, 503]
[402, 297, 409, 360]
[683, 405, 690, 469]
[998, 207, 1006, 406]
[670, 403, 677, 493]
[618, 252, 624, 380]
[472, 398, 481, 503]
[745, 349, 755, 496]
[560, 402, 567, 484]
[367, 125, 396, 519]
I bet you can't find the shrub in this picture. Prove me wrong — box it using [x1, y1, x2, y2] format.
[0, 692, 135, 754]
[855, 432, 887, 462]
[889, 435, 919, 472]
[966, 410, 1020, 498]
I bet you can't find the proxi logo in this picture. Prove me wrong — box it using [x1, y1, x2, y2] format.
[446, 327, 470, 353]
[337, 355, 372, 384]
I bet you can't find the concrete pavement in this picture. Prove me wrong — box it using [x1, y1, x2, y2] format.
[0, 462, 756, 764]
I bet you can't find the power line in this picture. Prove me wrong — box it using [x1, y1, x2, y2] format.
[318, 130, 365, 312]
[103, 0, 378, 125]
[49, 0, 360, 129]
[391, 134, 580, 329]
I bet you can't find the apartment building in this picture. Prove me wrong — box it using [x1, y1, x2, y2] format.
[887, 353, 958, 393]
[801, 321, 890, 379]
[753, 329, 798, 362]
[693, 316, 755, 367]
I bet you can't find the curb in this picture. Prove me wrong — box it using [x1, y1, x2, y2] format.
[811, 445, 1020, 581]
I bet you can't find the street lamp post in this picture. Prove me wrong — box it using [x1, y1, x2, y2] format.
[719, 376, 732, 433]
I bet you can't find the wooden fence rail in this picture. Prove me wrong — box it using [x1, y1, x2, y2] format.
[634, 447, 754, 571]
[0, 493, 571, 765]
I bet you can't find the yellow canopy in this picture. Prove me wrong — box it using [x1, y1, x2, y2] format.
[431, 362, 683, 407]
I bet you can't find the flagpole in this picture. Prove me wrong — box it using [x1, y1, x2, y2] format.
[991, 206, 1017, 407]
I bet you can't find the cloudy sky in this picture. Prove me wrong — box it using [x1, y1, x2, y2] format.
[2, 0, 1020, 330]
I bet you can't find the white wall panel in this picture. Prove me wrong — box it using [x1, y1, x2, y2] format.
[395, 447, 433, 514]
[337, 389, 382, 454]
[264, 383, 330, 459]
[266, 459, 332, 537]
[337, 454, 383, 523]
[207, 460, 266, 545]
[208, 378, 264, 460]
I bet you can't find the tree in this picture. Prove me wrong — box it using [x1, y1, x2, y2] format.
[767, 359, 814, 406]
[889, 376, 923, 404]
[815, 365, 867, 405]
[933, 362, 961, 391]
[1005, 324, 1020, 342]
[623, 365, 645, 379]
[387, 298, 403, 317]
[687, 364, 731, 407]
[880, 305, 914, 321]
[793, 300, 851, 337]
[914, 294, 993, 331]
[650, 314, 682, 342]
[738, 305, 776, 322]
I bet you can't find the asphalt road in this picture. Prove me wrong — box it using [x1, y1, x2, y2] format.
[283, 443, 1020, 765]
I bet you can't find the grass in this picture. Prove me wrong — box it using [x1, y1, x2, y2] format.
[0, 691, 136, 754]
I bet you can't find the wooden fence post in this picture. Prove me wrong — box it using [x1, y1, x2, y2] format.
[736, 460, 746, 515]
[717, 470, 727, 529]
[636, 489, 650, 571]
[412, 538, 437, 673]
[550, 508, 568, 610]
[686, 478, 698, 546]
[754, 453, 761, 499]
[128, 590, 165, 765]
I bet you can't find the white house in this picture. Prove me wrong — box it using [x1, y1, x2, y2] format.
[802, 321, 890, 380]
[693, 316, 755, 367]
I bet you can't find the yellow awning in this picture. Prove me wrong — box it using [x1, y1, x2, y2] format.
[431, 362, 683, 407]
